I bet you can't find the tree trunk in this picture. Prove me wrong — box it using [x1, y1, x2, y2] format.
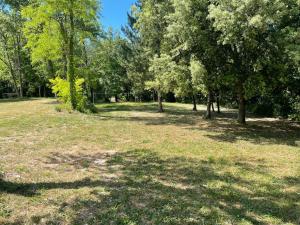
[8, 65, 19, 97]
[211, 101, 215, 112]
[67, 3, 77, 110]
[43, 85, 47, 97]
[16, 34, 23, 98]
[192, 94, 197, 111]
[0, 34, 19, 97]
[19, 80, 23, 98]
[237, 81, 246, 124]
[38, 86, 41, 97]
[205, 91, 212, 119]
[157, 90, 164, 112]
[216, 93, 221, 114]
[90, 87, 94, 103]
[47, 60, 55, 77]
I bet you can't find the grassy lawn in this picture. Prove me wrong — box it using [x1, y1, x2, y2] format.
[0, 98, 299, 225]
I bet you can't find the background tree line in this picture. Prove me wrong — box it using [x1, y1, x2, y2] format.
[0, 0, 299, 123]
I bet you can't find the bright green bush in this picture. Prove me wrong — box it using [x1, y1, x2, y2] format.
[49, 77, 97, 113]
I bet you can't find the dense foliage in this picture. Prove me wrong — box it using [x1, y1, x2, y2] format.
[0, 0, 299, 122]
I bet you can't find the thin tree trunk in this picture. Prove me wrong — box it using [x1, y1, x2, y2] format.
[211, 101, 215, 112]
[157, 90, 164, 112]
[16, 37, 23, 98]
[0, 33, 19, 97]
[38, 86, 41, 97]
[216, 92, 221, 114]
[205, 91, 212, 119]
[43, 85, 47, 97]
[237, 81, 246, 124]
[67, 2, 76, 110]
[19, 77, 23, 98]
[90, 87, 94, 103]
[6, 61, 19, 97]
[192, 94, 197, 111]
[47, 60, 55, 77]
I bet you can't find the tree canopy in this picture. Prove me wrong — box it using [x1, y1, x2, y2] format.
[0, 0, 299, 122]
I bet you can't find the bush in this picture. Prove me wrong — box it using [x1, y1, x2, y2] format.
[49, 77, 97, 113]
[289, 97, 300, 121]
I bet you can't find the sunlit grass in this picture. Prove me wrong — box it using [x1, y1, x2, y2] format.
[0, 98, 299, 224]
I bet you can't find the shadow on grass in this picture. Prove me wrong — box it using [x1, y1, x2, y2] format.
[1, 150, 299, 224]
[195, 119, 300, 146]
[96, 103, 300, 146]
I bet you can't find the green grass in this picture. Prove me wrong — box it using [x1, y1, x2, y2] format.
[0, 98, 299, 225]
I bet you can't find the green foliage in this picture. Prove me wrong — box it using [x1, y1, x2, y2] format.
[21, 0, 100, 64]
[50, 77, 96, 113]
[0, 0, 299, 122]
[22, 0, 100, 109]
[147, 54, 177, 93]
[90, 30, 128, 99]
[190, 58, 208, 95]
[289, 96, 300, 121]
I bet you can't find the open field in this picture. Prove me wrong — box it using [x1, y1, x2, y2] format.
[0, 98, 299, 225]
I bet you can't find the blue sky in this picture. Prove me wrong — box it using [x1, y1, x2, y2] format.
[101, 0, 136, 31]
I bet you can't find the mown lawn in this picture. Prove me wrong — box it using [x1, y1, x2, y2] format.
[0, 98, 299, 225]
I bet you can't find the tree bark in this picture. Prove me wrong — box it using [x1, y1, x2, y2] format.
[157, 90, 164, 112]
[205, 91, 212, 119]
[67, 2, 77, 110]
[90, 87, 94, 103]
[16, 34, 23, 98]
[0, 40, 19, 96]
[192, 94, 197, 111]
[43, 85, 47, 97]
[237, 81, 246, 124]
[216, 92, 221, 114]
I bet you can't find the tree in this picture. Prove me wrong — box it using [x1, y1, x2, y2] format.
[208, 0, 289, 124]
[90, 30, 129, 102]
[22, 0, 100, 109]
[134, 0, 172, 112]
[122, 4, 151, 101]
[0, 1, 29, 97]
[165, 0, 227, 118]
[147, 54, 177, 111]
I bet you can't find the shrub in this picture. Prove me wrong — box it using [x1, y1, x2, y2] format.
[289, 97, 300, 121]
[49, 77, 97, 113]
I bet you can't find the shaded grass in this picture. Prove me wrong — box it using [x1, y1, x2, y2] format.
[0, 99, 299, 224]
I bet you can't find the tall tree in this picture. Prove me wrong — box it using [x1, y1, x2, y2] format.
[134, 0, 172, 112]
[165, 0, 227, 118]
[22, 0, 100, 109]
[90, 30, 129, 102]
[0, 0, 29, 97]
[208, 0, 289, 124]
[122, 4, 151, 101]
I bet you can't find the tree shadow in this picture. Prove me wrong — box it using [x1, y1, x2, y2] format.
[1, 150, 299, 224]
[96, 103, 300, 146]
[197, 119, 300, 146]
